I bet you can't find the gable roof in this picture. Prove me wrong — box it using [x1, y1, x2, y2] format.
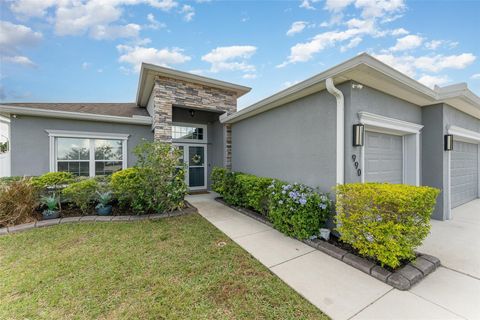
[221, 53, 480, 124]
[136, 63, 251, 107]
[0, 103, 152, 125]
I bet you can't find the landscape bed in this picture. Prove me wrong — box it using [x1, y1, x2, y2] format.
[215, 197, 441, 291]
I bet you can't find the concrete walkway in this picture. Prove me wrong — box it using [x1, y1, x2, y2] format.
[187, 193, 480, 320]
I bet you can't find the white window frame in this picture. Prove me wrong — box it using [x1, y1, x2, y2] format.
[46, 130, 129, 177]
[445, 125, 480, 219]
[358, 112, 423, 186]
[0, 115, 11, 177]
[172, 122, 207, 143]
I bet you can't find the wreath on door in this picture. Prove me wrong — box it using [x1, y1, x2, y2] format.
[192, 154, 202, 165]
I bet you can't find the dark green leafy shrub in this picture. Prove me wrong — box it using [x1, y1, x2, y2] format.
[111, 141, 187, 214]
[269, 181, 331, 239]
[235, 174, 273, 215]
[32, 172, 74, 189]
[110, 167, 146, 211]
[335, 183, 440, 269]
[62, 178, 98, 214]
[0, 178, 39, 227]
[211, 167, 331, 239]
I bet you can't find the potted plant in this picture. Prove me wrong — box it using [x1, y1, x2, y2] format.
[95, 191, 113, 215]
[41, 194, 60, 220]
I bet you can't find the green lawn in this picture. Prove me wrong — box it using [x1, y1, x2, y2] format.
[0, 213, 328, 319]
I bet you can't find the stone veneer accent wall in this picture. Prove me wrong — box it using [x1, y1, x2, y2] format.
[153, 75, 237, 169]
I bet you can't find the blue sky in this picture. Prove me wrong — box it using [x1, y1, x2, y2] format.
[1, 0, 479, 109]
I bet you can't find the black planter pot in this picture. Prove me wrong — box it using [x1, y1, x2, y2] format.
[42, 210, 60, 220]
[96, 205, 112, 216]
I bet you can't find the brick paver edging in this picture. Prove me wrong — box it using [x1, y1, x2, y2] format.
[0, 202, 198, 236]
[215, 197, 440, 291]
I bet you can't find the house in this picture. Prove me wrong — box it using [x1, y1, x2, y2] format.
[1, 53, 480, 220]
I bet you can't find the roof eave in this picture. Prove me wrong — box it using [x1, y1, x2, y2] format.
[136, 63, 252, 107]
[0, 105, 153, 125]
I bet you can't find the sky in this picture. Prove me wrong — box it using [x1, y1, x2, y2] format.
[1, 0, 479, 109]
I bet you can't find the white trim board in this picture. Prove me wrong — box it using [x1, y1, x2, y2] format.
[359, 112, 422, 186]
[447, 125, 480, 143]
[0, 105, 152, 125]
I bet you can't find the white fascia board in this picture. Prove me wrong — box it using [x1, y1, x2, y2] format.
[358, 112, 424, 135]
[221, 53, 480, 124]
[448, 125, 480, 143]
[0, 105, 152, 125]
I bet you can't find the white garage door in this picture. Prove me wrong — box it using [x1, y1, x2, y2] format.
[365, 131, 403, 184]
[451, 141, 478, 208]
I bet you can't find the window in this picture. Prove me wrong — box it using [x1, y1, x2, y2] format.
[48, 130, 128, 177]
[172, 124, 206, 141]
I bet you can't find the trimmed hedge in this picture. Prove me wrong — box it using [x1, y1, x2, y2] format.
[335, 183, 440, 269]
[62, 178, 99, 214]
[211, 167, 331, 239]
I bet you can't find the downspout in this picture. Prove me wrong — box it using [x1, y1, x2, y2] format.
[326, 78, 345, 185]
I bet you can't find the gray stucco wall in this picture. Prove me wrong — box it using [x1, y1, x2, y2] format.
[10, 115, 153, 176]
[421, 104, 446, 220]
[172, 107, 225, 188]
[345, 83, 423, 184]
[231, 87, 339, 193]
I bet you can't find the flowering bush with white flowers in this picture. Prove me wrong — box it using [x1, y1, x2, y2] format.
[268, 180, 331, 239]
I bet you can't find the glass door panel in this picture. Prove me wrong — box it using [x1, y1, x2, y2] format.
[188, 146, 205, 188]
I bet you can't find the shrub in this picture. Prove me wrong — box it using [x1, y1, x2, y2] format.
[211, 167, 240, 205]
[133, 141, 188, 213]
[235, 174, 273, 215]
[0, 178, 39, 227]
[111, 142, 187, 214]
[335, 183, 440, 269]
[269, 181, 331, 239]
[0, 176, 23, 187]
[62, 178, 98, 214]
[110, 167, 145, 211]
[32, 172, 75, 190]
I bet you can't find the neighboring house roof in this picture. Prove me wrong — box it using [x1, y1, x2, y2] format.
[220, 53, 480, 124]
[0, 103, 152, 125]
[136, 63, 252, 107]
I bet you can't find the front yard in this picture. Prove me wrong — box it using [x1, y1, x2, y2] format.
[0, 214, 327, 319]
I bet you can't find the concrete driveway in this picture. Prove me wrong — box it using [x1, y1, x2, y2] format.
[188, 193, 480, 319]
[419, 199, 480, 279]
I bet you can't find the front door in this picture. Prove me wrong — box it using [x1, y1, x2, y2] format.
[175, 144, 207, 190]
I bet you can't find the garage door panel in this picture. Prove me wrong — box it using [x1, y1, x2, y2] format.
[365, 131, 403, 184]
[451, 141, 478, 208]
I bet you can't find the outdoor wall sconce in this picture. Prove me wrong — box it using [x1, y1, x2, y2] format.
[189, 109, 195, 117]
[444, 134, 454, 151]
[353, 124, 365, 147]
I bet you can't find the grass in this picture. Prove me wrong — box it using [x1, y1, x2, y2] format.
[0, 213, 328, 319]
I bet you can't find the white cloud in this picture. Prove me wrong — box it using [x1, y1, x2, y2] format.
[3, 55, 36, 67]
[9, 0, 185, 41]
[242, 73, 257, 79]
[471, 74, 480, 80]
[181, 4, 195, 22]
[82, 62, 91, 70]
[287, 21, 308, 36]
[202, 45, 257, 73]
[278, 19, 377, 67]
[299, 0, 320, 10]
[325, 0, 354, 12]
[146, 13, 166, 30]
[341, 36, 362, 52]
[390, 34, 423, 51]
[90, 23, 141, 40]
[425, 40, 442, 50]
[355, 0, 406, 19]
[417, 74, 450, 88]
[117, 45, 191, 72]
[0, 21, 42, 67]
[391, 28, 409, 36]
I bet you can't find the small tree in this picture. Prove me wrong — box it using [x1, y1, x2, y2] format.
[133, 141, 187, 213]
